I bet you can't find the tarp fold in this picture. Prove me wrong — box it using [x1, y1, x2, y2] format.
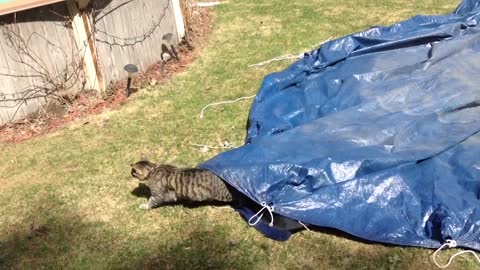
[200, 0, 480, 250]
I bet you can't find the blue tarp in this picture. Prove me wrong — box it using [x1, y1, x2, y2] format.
[200, 0, 480, 250]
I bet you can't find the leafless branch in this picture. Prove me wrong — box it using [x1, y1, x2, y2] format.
[0, 22, 87, 121]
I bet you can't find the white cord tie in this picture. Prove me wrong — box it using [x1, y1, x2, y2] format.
[248, 37, 333, 68]
[298, 221, 311, 231]
[248, 202, 275, 227]
[199, 95, 256, 118]
[432, 239, 480, 268]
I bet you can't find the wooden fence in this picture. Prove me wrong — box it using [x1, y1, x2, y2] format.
[0, 0, 184, 124]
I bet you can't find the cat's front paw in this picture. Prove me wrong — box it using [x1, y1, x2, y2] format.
[139, 203, 151, 210]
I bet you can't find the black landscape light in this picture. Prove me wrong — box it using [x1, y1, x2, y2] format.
[124, 64, 139, 97]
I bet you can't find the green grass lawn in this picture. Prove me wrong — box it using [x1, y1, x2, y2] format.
[1, 0, 476, 269]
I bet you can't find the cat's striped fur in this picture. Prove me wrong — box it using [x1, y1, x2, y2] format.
[131, 160, 234, 210]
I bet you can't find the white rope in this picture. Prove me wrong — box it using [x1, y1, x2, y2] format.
[248, 54, 302, 68]
[248, 37, 333, 68]
[200, 39, 334, 118]
[189, 142, 234, 150]
[431, 239, 480, 268]
[248, 202, 275, 227]
[298, 221, 310, 231]
[199, 95, 256, 118]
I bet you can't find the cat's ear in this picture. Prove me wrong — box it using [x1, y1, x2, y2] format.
[140, 153, 149, 161]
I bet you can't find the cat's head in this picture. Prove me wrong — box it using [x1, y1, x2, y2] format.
[130, 160, 156, 180]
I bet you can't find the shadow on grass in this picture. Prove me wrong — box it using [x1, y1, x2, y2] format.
[0, 206, 92, 268]
[0, 192, 254, 269]
[0, 192, 143, 269]
[142, 228, 255, 270]
[131, 183, 151, 198]
[0, 192, 442, 270]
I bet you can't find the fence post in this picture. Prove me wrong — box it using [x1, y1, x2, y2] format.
[171, 0, 185, 41]
[66, 0, 105, 91]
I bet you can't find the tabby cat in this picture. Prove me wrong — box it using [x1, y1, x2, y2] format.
[130, 160, 234, 210]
